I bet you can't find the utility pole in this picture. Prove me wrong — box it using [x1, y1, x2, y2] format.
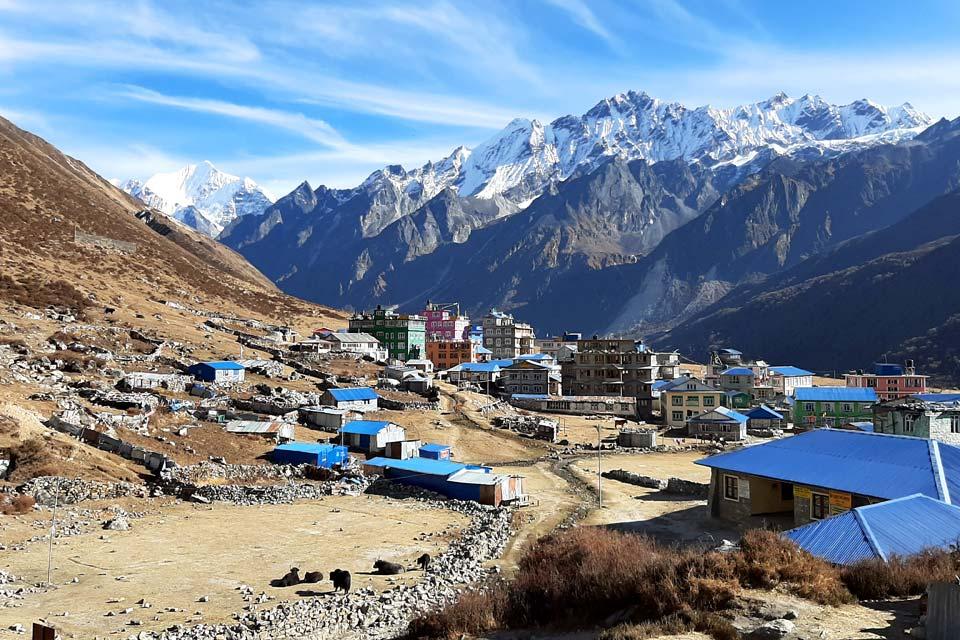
[595, 424, 602, 508]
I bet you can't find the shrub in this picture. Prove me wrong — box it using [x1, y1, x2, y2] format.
[8, 437, 60, 481]
[842, 549, 960, 600]
[0, 275, 90, 315]
[600, 610, 738, 640]
[406, 586, 506, 639]
[0, 493, 36, 515]
[0, 415, 19, 437]
[49, 350, 104, 372]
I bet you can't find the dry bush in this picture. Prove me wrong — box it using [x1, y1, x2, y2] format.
[0, 274, 90, 315]
[601, 611, 738, 640]
[734, 529, 854, 605]
[841, 549, 960, 600]
[0, 493, 36, 515]
[0, 337, 27, 350]
[49, 350, 104, 372]
[0, 415, 19, 438]
[8, 437, 60, 481]
[406, 587, 506, 639]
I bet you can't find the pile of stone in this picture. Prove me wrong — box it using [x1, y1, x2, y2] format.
[165, 461, 309, 485]
[492, 415, 558, 441]
[602, 469, 709, 498]
[188, 477, 368, 506]
[126, 495, 513, 640]
[18, 477, 149, 506]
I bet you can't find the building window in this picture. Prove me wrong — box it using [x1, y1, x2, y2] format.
[672, 396, 683, 406]
[672, 411, 683, 422]
[952, 414, 960, 434]
[811, 492, 829, 520]
[804, 403, 815, 412]
[842, 403, 852, 413]
[723, 475, 739, 501]
[822, 402, 833, 412]
[703, 396, 715, 406]
[904, 415, 915, 433]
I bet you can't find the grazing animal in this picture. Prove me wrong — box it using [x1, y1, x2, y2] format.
[302, 571, 323, 584]
[330, 569, 351, 593]
[373, 559, 404, 575]
[416, 553, 431, 571]
[277, 567, 300, 587]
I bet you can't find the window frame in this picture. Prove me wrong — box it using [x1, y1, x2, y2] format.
[723, 475, 739, 501]
[811, 492, 829, 520]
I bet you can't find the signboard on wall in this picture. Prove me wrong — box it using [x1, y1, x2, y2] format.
[829, 490, 852, 514]
[794, 486, 811, 499]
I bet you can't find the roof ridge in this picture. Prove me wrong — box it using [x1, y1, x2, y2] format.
[853, 507, 888, 562]
[930, 440, 952, 504]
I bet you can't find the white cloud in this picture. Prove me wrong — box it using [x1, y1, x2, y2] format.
[543, 0, 621, 48]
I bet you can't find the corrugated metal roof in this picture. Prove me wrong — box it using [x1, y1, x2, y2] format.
[511, 393, 551, 400]
[225, 420, 291, 435]
[795, 387, 878, 402]
[274, 442, 343, 454]
[327, 387, 378, 401]
[341, 420, 393, 435]
[913, 393, 960, 403]
[720, 367, 755, 376]
[364, 456, 466, 476]
[325, 332, 379, 343]
[448, 469, 501, 485]
[517, 354, 552, 361]
[697, 429, 960, 501]
[475, 346, 492, 354]
[690, 407, 749, 424]
[785, 494, 960, 565]
[450, 362, 501, 373]
[769, 366, 814, 377]
[846, 421, 875, 432]
[198, 361, 244, 370]
[745, 405, 784, 420]
[420, 443, 451, 453]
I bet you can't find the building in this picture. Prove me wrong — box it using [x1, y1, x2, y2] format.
[502, 359, 560, 397]
[271, 442, 348, 468]
[419, 443, 452, 460]
[320, 332, 387, 360]
[481, 309, 536, 360]
[298, 406, 351, 430]
[687, 407, 749, 441]
[659, 377, 725, 428]
[188, 361, 245, 384]
[225, 420, 295, 442]
[362, 456, 525, 506]
[722, 390, 752, 410]
[793, 387, 878, 428]
[697, 429, 960, 526]
[119, 372, 191, 392]
[422, 301, 470, 341]
[873, 394, 960, 445]
[535, 332, 582, 362]
[768, 366, 814, 398]
[348, 305, 427, 362]
[845, 362, 928, 402]
[445, 362, 503, 392]
[289, 336, 333, 355]
[338, 420, 406, 453]
[508, 394, 638, 418]
[718, 367, 755, 394]
[745, 405, 785, 431]
[426, 339, 477, 370]
[784, 494, 960, 565]
[385, 439, 423, 460]
[563, 338, 680, 418]
[405, 359, 434, 375]
[321, 387, 379, 411]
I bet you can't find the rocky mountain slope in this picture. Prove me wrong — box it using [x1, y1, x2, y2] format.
[652, 183, 960, 380]
[122, 161, 273, 237]
[0, 115, 338, 322]
[223, 91, 929, 322]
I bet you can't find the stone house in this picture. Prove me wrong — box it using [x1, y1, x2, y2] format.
[873, 394, 960, 445]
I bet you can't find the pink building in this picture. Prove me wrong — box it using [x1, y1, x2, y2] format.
[845, 361, 928, 402]
[422, 301, 470, 342]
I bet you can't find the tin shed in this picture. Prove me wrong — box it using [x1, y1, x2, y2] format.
[271, 442, 348, 468]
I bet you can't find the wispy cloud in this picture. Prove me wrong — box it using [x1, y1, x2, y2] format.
[543, 0, 622, 49]
[118, 86, 349, 149]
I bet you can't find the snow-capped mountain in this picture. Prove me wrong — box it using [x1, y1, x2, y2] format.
[361, 91, 931, 208]
[122, 161, 274, 237]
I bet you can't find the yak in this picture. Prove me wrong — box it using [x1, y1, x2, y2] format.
[416, 553, 431, 571]
[272, 567, 300, 587]
[302, 570, 323, 584]
[373, 559, 404, 575]
[330, 569, 351, 593]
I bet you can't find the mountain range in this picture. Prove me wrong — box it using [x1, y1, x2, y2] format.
[121, 161, 274, 237]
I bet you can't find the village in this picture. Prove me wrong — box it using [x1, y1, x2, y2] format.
[0, 297, 958, 640]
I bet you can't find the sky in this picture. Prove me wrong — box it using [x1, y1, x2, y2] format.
[3, 0, 960, 197]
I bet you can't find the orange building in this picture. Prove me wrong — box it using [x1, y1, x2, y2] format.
[427, 340, 477, 371]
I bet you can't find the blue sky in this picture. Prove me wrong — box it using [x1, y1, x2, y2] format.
[2, 0, 960, 196]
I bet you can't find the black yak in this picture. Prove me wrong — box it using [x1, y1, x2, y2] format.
[329, 569, 351, 593]
[373, 559, 404, 575]
[302, 570, 323, 584]
[416, 553, 431, 571]
[272, 567, 300, 587]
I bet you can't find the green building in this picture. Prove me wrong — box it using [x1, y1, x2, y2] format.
[793, 387, 877, 428]
[348, 306, 426, 362]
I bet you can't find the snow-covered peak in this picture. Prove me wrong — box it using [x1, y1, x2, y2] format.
[122, 161, 274, 237]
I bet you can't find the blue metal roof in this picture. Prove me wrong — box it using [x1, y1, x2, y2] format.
[420, 443, 451, 453]
[199, 361, 244, 370]
[341, 420, 392, 435]
[517, 353, 551, 361]
[475, 346, 492, 354]
[697, 429, 960, 501]
[719, 348, 742, 355]
[488, 358, 516, 368]
[651, 380, 672, 391]
[364, 456, 466, 477]
[327, 387, 378, 401]
[769, 366, 814, 377]
[745, 405, 784, 420]
[912, 393, 960, 403]
[785, 494, 960, 565]
[691, 406, 749, 424]
[794, 387, 878, 402]
[720, 367, 755, 376]
[511, 393, 551, 400]
[874, 363, 905, 376]
[274, 442, 342, 454]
